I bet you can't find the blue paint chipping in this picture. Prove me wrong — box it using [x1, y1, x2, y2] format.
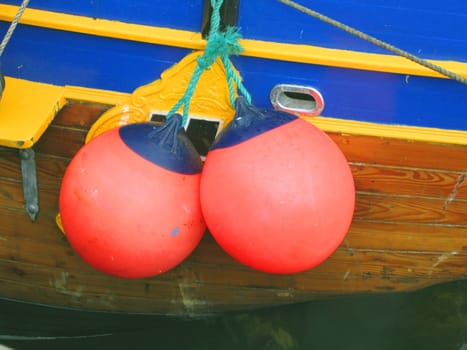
[171, 228, 180, 237]
[119, 115, 202, 174]
[211, 97, 296, 150]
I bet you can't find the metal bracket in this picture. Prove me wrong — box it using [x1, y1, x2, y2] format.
[19, 148, 39, 221]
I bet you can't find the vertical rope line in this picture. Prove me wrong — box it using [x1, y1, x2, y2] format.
[166, 0, 251, 126]
[0, 0, 30, 57]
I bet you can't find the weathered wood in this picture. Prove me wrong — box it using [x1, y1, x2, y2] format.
[0, 148, 67, 190]
[354, 193, 467, 225]
[34, 125, 87, 159]
[0, 177, 58, 212]
[0, 243, 463, 314]
[330, 133, 467, 171]
[0, 100, 466, 315]
[1, 202, 465, 255]
[351, 164, 467, 199]
[0, 270, 315, 314]
[52, 101, 112, 129]
[344, 221, 467, 252]
[5, 147, 466, 200]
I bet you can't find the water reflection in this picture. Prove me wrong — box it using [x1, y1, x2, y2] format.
[1, 279, 466, 350]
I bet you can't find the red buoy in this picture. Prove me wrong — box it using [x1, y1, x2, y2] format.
[59, 115, 205, 278]
[200, 98, 355, 274]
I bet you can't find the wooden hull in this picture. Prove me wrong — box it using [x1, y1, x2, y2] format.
[0, 0, 466, 316]
[0, 100, 465, 315]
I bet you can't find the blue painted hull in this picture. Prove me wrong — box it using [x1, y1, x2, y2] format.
[1, 0, 466, 130]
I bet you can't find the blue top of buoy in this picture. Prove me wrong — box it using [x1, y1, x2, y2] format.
[119, 114, 202, 174]
[211, 97, 296, 150]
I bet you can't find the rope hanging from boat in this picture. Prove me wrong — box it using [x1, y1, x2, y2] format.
[0, 0, 30, 57]
[167, 0, 251, 126]
[278, 0, 467, 86]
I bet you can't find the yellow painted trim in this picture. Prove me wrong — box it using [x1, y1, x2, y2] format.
[304, 116, 467, 146]
[0, 77, 66, 148]
[63, 86, 127, 106]
[84, 51, 237, 142]
[1, 76, 466, 146]
[1, 4, 467, 79]
[64, 81, 467, 145]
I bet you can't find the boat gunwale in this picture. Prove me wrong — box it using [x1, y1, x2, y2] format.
[1, 4, 467, 80]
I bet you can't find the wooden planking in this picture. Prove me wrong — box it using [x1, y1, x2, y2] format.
[0, 205, 67, 245]
[2, 178, 465, 248]
[0, 268, 189, 314]
[1, 168, 463, 236]
[0, 269, 316, 314]
[329, 133, 467, 172]
[1, 201, 466, 255]
[0, 231, 464, 288]
[0, 147, 20, 182]
[351, 164, 467, 199]
[187, 235, 467, 279]
[52, 101, 111, 130]
[0, 178, 59, 213]
[33, 101, 113, 158]
[354, 193, 467, 225]
[0, 148, 68, 190]
[3, 146, 465, 201]
[42, 101, 467, 171]
[0, 238, 463, 315]
[0, 100, 466, 314]
[309, 249, 467, 281]
[343, 221, 467, 253]
[34, 125, 87, 159]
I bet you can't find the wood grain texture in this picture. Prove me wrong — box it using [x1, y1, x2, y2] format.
[354, 193, 467, 225]
[0, 101, 465, 315]
[330, 133, 467, 171]
[0, 153, 66, 190]
[351, 164, 467, 199]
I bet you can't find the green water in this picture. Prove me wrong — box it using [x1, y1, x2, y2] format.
[1, 279, 466, 350]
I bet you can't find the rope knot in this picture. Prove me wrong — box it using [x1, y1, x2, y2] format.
[205, 27, 244, 58]
[167, 0, 251, 125]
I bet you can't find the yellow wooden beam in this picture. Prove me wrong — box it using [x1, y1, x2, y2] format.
[0, 77, 126, 148]
[0, 76, 466, 147]
[1, 4, 467, 79]
[0, 77, 65, 148]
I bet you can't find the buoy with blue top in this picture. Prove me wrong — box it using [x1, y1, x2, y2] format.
[200, 97, 355, 274]
[59, 115, 205, 278]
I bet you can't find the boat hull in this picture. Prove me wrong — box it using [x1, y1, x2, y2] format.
[0, 0, 466, 316]
[0, 100, 466, 315]
[1, 1, 467, 130]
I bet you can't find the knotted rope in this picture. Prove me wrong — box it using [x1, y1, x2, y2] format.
[167, 0, 251, 126]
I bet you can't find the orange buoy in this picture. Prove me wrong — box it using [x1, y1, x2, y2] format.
[200, 98, 355, 274]
[59, 115, 205, 278]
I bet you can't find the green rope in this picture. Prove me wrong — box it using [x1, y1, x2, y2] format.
[167, 0, 251, 126]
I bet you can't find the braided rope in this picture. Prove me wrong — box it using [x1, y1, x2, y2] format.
[0, 0, 30, 57]
[167, 0, 251, 126]
[278, 0, 467, 85]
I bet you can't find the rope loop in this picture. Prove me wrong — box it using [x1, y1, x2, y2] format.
[167, 0, 251, 126]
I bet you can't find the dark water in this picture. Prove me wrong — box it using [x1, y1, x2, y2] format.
[1, 279, 466, 350]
